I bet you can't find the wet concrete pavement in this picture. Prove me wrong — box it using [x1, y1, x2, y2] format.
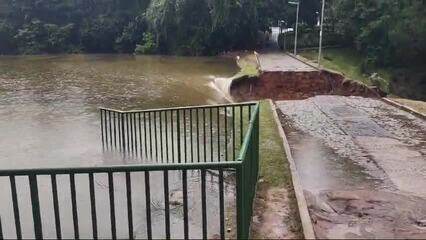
[276, 95, 426, 238]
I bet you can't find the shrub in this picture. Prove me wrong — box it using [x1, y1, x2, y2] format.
[0, 20, 17, 54]
[81, 15, 121, 53]
[134, 32, 157, 54]
[14, 20, 48, 54]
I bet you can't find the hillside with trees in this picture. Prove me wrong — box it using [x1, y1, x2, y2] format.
[0, 0, 425, 78]
[0, 0, 289, 55]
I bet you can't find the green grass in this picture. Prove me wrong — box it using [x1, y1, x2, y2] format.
[233, 54, 260, 79]
[300, 47, 426, 101]
[259, 101, 291, 187]
[389, 97, 426, 115]
[251, 100, 302, 238]
[300, 48, 391, 86]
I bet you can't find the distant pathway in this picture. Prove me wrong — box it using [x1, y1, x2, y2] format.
[258, 53, 317, 72]
[259, 26, 316, 72]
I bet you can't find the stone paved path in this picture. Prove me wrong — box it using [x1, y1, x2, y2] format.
[258, 53, 316, 72]
[276, 95, 426, 238]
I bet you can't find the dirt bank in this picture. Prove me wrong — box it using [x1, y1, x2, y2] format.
[231, 70, 385, 101]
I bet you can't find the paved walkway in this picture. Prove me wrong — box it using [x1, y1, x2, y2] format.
[258, 53, 316, 72]
[276, 96, 426, 238]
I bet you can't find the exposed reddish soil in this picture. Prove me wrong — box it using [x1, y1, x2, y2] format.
[230, 70, 385, 101]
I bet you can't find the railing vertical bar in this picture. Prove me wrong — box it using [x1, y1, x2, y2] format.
[177, 110, 181, 163]
[203, 109, 206, 163]
[154, 112, 158, 162]
[145, 172, 152, 239]
[171, 111, 174, 163]
[210, 108, 213, 162]
[183, 110, 187, 163]
[143, 112, 148, 159]
[126, 113, 130, 155]
[104, 110, 109, 150]
[196, 109, 200, 163]
[138, 113, 143, 158]
[201, 170, 207, 239]
[113, 112, 117, 149]
[118, 112, 122, 152]
[126, 172, 134, 239]
[182, 170, 189, 240]
[225, 107, 228, 161]
[102, 110, 107, 150]
[189, 109, 194, 162]
[148, 112, 153, 160]
[240, 106, 243, 145]
[88, 173, 98, 240]
[51, 174, 62, 239]
[217, 107, 220, 162]
[0, 215, 3, 240]
[133, 113, 138, 156]
[121, 113, 125, 153]
[108, 172, 116, 239]
[163, 171, 170, 239]
[165, 111, 169, 163]
[28, 175, 43, 239]
[130, 113, 134, 155]
[10, 175, 22, 239]
[70, 173, 79, 239]
[219, 169, 225, 239]
[100, 110, 105, 149]
[160, 112, 164, 163]
[236, 166, 243, 239]
[232, 106, 236, 161]
[109, 111, 113, 148]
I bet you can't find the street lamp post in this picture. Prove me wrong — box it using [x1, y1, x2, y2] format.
[288, 1, 300, 55]
[318, 0, 325, 68]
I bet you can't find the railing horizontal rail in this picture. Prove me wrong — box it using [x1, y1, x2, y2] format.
[0, 162, 241, 176]
[99, 101, 257, 113]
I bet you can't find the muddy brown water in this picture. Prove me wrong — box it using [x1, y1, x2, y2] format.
[0, 54, 239, 238]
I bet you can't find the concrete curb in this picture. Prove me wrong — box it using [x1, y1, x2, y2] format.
[382, 98, 425, 120]
[268, 99, 316, 239]
[286, 53, 320, 71]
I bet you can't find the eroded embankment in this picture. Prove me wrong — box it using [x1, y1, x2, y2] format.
[230, 70, 385, 101]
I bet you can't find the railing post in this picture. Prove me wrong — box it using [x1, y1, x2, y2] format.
[0, 214, 3, 239]
[29, 174, 43, 239]
[236, 164, 244, 239]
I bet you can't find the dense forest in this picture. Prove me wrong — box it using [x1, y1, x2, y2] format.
[328, 0, 426, 69]
[0, 0, 320, 55]
[0, 0, 272, 55]
[0, 0, 425, 70]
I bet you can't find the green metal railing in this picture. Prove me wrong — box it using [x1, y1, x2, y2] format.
[99, 102, 256, 163]
[0, 102, 260, 239]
